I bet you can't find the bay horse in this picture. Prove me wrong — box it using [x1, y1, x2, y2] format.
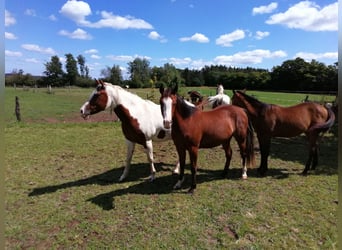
[159, 84, 255, 193]
[208, 84, 231, 108]
[231, 90, 335, 175]
[80, 80, 179, 182]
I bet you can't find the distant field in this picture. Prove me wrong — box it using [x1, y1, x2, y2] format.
[5, 86, 337, 249]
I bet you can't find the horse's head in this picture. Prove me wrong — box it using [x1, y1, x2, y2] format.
[159, 84, 178, 129]
[216, 84, 224, 95]
[231, 90, 246, 108]
[80, 79, 112, 119]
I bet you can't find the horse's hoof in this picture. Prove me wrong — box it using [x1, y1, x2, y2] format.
[242, 175, 248, 180]
[172, 169, 180, 175]
[257, 168, 267, 176]
[118, 176, 125, 182]
[301, 171, 308, 176]
[149, 173, 156, 182]
[187, 188, 195, 194]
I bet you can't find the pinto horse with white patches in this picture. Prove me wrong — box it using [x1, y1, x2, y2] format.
[208, 84, 231, 108]
[159, 84, 255, 193]
[80, 80, 179, 182]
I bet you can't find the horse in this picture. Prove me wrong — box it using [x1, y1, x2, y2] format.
[80, 79, 179, 182]
[208, 84, 231, 108]
[231, 90, 336, 175]
[159, 84, 255, 193]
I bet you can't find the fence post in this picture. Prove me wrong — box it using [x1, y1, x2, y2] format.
[15, 96, 21, 122]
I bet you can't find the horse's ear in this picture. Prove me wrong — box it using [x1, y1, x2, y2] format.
[172, 83, 178, 94]
[159, 85, 164, 95]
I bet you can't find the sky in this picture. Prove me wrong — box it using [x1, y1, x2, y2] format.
[5, 0, 338, 79]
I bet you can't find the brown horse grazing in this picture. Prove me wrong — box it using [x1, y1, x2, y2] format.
[159, 85, 255, 193]
[231, 90, 336, 175]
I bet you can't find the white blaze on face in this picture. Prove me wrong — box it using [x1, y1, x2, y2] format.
[161, 97, 173, 129]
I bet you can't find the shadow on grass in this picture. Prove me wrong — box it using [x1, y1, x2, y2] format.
[267, 130, 338, 176]
[28, 162, 289, 210]
[86, 167, 289, 210]
[28, 162, 174, 197]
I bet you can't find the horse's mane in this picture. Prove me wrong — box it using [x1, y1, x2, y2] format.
[237, 90, 266, 106]
[236, 90, 270, 116]
[104, 82, 155, 105]
[177, 95, 197, 118]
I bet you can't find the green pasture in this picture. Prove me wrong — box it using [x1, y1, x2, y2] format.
[5, 87, 338, 249]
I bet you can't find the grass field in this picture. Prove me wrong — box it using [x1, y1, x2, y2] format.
[5, 86, 338, 249]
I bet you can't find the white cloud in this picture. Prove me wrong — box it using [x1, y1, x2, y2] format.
[25, 58, 40, 63]
[59, 28, 92, 40]
[179, 33, 209, 43]
[255, 31, 270, 40]
[88, 11, 153, 29]
[90, 54, 101, 59]
[252, 2, 278, 15]
[164, 57, 211, 69]
[148, 31, 167, 42]
[216, 29, 245, 47]
[295, 51, 338, 61]
[5, 10, 16, 26]
[49, 14, 57, 21]
[60, 1, 153, 30]
[59, 0, 92, 25]
[149, 31, 161, 40]
[5, 50, 22, 57]
[214, 49, 287, 65]
[107, 54, 151, 62]
[85, 49, 99, 54]
[25, 9, 36, 16]
[21, 44, 56, 55]
[266, 1, 338, 31]
[5, 32, 17, 40]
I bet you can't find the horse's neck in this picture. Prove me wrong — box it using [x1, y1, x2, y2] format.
[242, 96, 267, 116]
[175, 97, 197, 120]
[107, 85, 132, 107]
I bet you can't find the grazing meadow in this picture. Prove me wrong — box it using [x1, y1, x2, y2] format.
[5, 86, 338, 249]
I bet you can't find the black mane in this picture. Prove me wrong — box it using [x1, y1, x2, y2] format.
[177, 95, 197, 119]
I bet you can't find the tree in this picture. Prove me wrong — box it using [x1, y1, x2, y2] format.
[65, 53, 79, 85]
[100, 65, 123, 85]
[43, 55, 64, 86]
[128, 58, 151, 88]
[77, 54, 86, 78]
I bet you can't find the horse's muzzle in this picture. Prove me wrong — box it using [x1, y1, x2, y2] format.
[163, 120, 172, 129]
[80, 109, 90, 120]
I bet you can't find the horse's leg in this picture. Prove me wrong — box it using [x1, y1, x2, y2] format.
[188, 146, 198, 193]
[174, 147, 186, 190]
[145, 140, 156, 181]
[119, 140, 135, 182]
[222, 140, 232, 178]
[173, 161, 180, 175]
[257, 134, 271, 175]
[303, 132, 319, 174]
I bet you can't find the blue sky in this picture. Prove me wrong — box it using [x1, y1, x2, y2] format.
[5, 0, 338, 79]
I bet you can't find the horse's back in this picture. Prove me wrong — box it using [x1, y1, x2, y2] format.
[264, 102, 330, 136]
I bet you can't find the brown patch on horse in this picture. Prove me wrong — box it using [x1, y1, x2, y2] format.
[114, 105, 147, 147]
[88, 90, 108, 115]
[157, 130, 166, 139]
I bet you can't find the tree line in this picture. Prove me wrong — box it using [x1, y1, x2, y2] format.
[5, 54, 337, 92]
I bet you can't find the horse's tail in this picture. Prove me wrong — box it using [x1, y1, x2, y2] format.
[245, 116, 255, 168]
[309, 106, 335, 133]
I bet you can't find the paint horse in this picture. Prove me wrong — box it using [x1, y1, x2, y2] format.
[231, 90, 335, 175]
[80, 80, 179, 182]
[208, 84, 231, 108]
[159, 84, 255, 193]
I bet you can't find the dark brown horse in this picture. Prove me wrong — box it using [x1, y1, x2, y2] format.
[231, 90, 335, 175]
[159, 85, 255, 193]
